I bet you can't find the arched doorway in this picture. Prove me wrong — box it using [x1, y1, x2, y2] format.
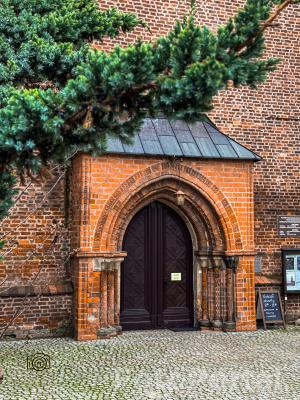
[120, 201, 193, 330]
[73, 159, 257, 341]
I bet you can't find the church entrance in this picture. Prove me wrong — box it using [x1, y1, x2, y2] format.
[120, 201, 193, 330]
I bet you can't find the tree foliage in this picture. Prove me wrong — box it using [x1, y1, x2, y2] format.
[0, 0, 298, 220]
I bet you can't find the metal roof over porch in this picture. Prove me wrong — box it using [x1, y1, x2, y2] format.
[106, 116, 261, 161]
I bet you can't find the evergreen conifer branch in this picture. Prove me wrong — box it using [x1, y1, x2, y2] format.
[235, 0, 297, 54]
[0, 0, 298, 224]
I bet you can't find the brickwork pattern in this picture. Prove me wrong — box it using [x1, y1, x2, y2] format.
[98, 0, 300, 317]
[0, 294, 72, 337]
[0, 171, 72, 335]
[71, 154, 255, 339]
[0, 0, 299, 336]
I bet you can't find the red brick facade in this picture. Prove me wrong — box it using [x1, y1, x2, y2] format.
[98, 0, 300, 322]
[0, 1, 299, 339]
[71, 155, 255, 340]
[0, 169, 73, 338]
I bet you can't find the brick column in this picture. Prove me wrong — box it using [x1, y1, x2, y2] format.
[224, 267, 235, 330]
[99, 271, 108, 328]
[197, 254, 254, 332]
[107, 271, 115, 326]
[235, 255, 256, 331]
[207, 262, 214, 325]
[194, 256, 202, 325]
[74, 252, 125, 340]
[220, 263, 227, 326]
[197, 256, 210, 329]
[93, 254, 125, 339]
[73, 256, 98, 341]
[114, 266, 121, 328]
[212, 257, 223, 330]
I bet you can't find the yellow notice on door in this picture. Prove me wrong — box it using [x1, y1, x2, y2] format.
[171, 273, 182, 281]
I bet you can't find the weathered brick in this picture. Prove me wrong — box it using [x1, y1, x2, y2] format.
[0, 1, 299, 338]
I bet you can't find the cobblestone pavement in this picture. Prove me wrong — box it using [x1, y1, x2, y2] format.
[0, 327, 300, 400]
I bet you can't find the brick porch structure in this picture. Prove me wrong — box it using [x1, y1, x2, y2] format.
[71, 118, 258, 340]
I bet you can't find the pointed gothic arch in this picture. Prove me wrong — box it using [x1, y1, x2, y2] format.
[92, 160, 243, 254]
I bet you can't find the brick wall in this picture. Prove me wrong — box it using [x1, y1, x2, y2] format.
[0, 294, 72, 338]
[0, 170, 73, 336]
[98, 0, 300, 320]
[0, 0, 299, 337]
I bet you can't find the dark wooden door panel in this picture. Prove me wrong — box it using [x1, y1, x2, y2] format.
[120, 201, 193, 330]
[161, 206, 193, 327]
[121, 207, 151, 329]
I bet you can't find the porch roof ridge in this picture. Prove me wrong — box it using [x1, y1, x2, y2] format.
[105, 116, 261, 162]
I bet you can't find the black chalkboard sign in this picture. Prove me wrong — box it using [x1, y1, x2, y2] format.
[256, 290, 286, 330]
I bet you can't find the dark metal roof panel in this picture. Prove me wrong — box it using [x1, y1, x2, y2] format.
[123, 135, 144, 154]
[195, 137, 220, 157]
[138, 127, 157, 141]
[141, 139, 164, 155]
[229, 139, 258, 159]
[152, 118, 174, 136]
[141, 118, 154, 129]
[188, 122, 210, 137]
[105, 116, 261, 161]
[174, 130, 195, 143]
[179, 141, 202, 157]
[205, 122, 231, 145]
[216, 144, 238, 158]
[158, 135, 183, 156]
[106, 137, 124, 153]
[170, 119, 189, 130]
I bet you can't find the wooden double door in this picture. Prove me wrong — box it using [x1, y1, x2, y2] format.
[120, 201, 193, 330]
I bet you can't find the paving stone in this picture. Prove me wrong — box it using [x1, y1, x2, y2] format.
[0, 327, 299, 399]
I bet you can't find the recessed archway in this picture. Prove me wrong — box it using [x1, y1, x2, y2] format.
[92, 160, 243, 254]
[89, 161, 245, 334]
